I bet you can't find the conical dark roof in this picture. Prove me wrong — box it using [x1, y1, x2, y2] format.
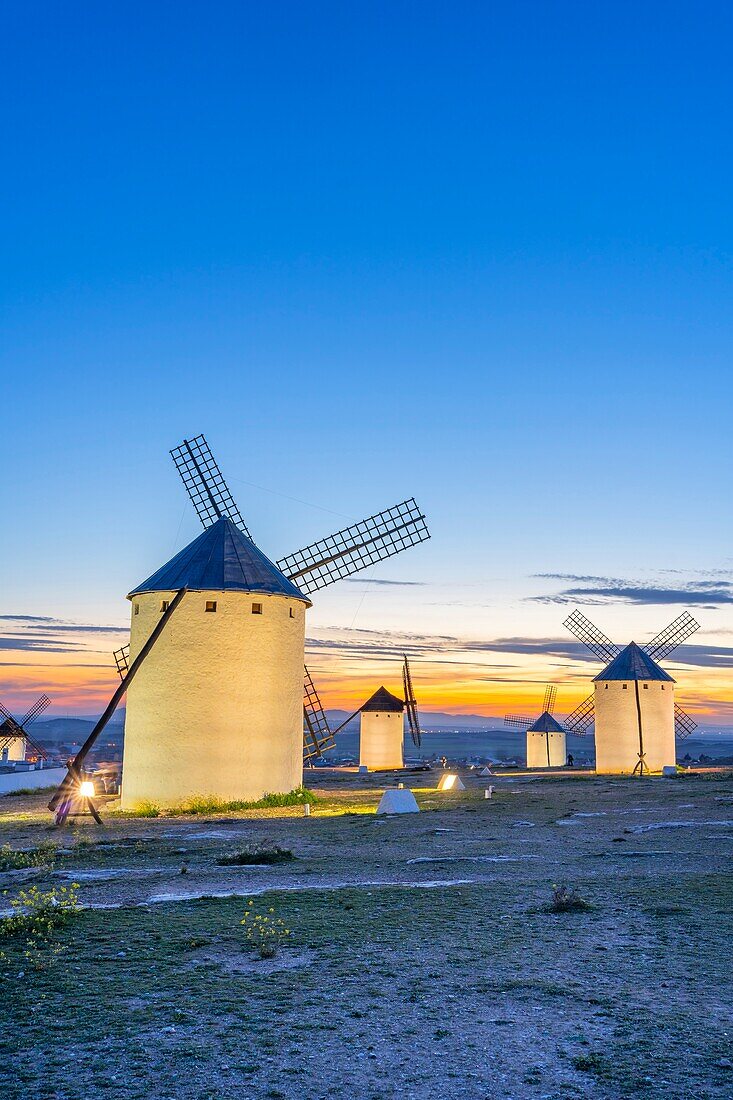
[362, 686, 405, 712]
[594, 641, 674, 683]
[528, 710, 566, 733]
[128, 517, 311, 603]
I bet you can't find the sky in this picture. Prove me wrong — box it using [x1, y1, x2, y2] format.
[2, 2, 733, 725]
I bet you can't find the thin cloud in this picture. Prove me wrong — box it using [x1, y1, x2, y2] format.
[529, 577, 733, 607]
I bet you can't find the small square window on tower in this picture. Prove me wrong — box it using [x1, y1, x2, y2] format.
[205, 601, 217, 613]
[160, 600, 169, 613]
[622, 683, 628, 690]
[643, 683, 648, 689]
[252, 602, 263, 615]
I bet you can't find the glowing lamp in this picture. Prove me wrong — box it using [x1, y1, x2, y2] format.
[437, 773, 466, 792]
[79, 781, 95, 798]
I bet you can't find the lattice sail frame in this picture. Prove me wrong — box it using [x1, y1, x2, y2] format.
[170, 435, 253, 537]
[674, 703, 697, 740]
[402, 656, 422, 747]
[644, 612, 700, 662]
[303, 666, 335, 762]
[563, 693, 595, 736]
[114, 645, 131, 679]
[542, 684, 557, 716]
[504, 714, 533, 730]
[277, 499, 430, 596]
[0, 696, 50, 760]
[564, 610, 620, 664]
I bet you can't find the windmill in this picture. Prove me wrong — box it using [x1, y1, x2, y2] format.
[330, 655, 423, 771]
[504, 684, 569, 768]
[563, 610, 699, 775]
[0, 695, 50, 763]
[51, 434, 430, 819]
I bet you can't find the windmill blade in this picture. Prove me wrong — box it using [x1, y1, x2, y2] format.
[674, 703, 697, 740]
[277, 499, 430, 595]
[303, 666, 335, 762]
[643, 612, 700, 662]
[170, 435, 253, 539]
[402, 655, 422, 747]
[504, 714, 533, 729]
[0, 701, 23, 734]
[563, 693, 595, 735]
[20, 694, 51, 728]
[114, 645, 131, 680]
[542, 684, 557, 716]
[18, 731, 49, 762]
[563, 610, 620, 664]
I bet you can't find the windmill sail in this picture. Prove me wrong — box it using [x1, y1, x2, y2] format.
[674, 703, 697, 739]
[402, 656, 422, 747]
[563, 693, 595, 735]
[542, 684, 557, 716]
[114, 645, 130, 679]
[564, 610, 620, 665]
[504, 714, 533, 729]
[643, 613, 700, 662]
[170, 435, 253, 538]
[303, 666, 335, 762]
[277, 499, 430, 595]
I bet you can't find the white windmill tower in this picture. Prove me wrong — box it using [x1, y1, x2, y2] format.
[50, 436, 430, 819]
[504, 685, 569, 768]
[331, 656, 423, 772]
[359, 686, 406, 770]
[563, 610, 699, 775]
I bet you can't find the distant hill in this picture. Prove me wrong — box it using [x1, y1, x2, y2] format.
[33, 715, 124, 743]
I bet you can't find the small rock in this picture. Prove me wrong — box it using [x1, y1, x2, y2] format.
[718, 1058, 732, 1069]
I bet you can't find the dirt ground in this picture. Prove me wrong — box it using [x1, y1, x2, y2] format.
[1, 768, 732, 1100]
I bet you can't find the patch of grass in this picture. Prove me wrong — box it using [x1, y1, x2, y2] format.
[546, 885, 591, 913]
[0, 841, 57, 872]
[133, 800, 161, 818]
[572, 1051, 610, 1075]
[217, 844, 295, 866]
[179, 787, 318, 814]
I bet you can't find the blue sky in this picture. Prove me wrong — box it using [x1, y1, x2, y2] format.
[2, 3, 733, 719]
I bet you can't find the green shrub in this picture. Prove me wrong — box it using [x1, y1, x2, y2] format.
[217, 844, 294, 866]
[179, 787, 317, 814]
[547, 884, 591, 913]
[240, 900, 291, 959]
[0, 884, 81, 969]
[0, 841, 57, 872]
[133, 800, 161, 818]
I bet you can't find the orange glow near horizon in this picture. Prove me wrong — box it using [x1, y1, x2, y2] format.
[2, 625, 733, 725]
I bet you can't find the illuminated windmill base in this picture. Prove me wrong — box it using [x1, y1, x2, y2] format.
[564, 611, 699, 776]
[121, 582, 308, 810]
[359, 687, 405, 771]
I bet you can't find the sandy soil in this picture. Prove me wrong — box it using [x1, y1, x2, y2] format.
[1, 768, 732, 1099]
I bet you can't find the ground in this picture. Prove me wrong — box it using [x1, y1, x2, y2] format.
[1, 768, 732, 1100]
